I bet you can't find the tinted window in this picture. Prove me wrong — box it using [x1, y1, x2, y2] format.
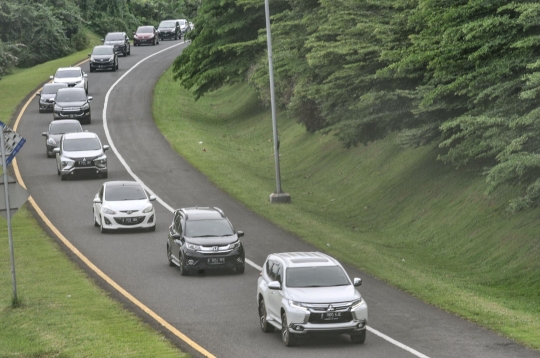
[92, 47, 114, 55]
[159, 21, 176, 28]
[55, 69, 82, 78]
[105, 33, 125, 41]
[286, 266, 350, 288]
[42, 84, 67, 94]
[105, 186, 147, 201]
[185, 219, 234, 237]
[56, 90, 87, 102]
[63, 137, 101, 151]
[137, 27, 154, 33]
[49, 122, 82, 135]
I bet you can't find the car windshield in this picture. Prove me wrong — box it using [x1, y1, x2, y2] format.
[105, 186, 147, 201]
[286, 266, 350, 288]
[92, 47, 113, 55]
[105, 34, 124, 41]
[50, 123, 82, 135]
[137, 27, 153, 33]
[55, 90, 87, 102]
[42, 84, 67, 94]
[185, 219, 235, 237]
[55, 69, 81, 78]
[63, 138, 101, 151]
[159, 21, 175, 28]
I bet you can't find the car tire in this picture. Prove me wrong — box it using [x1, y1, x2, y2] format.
[236, 265, 245, 274]
[57, 167, 60, 175]
[167, 245, 175, 267]
[61, 174, 67, 181]
[350, 330, 366, 344]
[128, 47, 130, 55]
[153, 39, 156, 46]
[85, 84, 88, 94]
[101, 173, 108, 179]
[281, 313, 297, 347]
[179, 254, 189, 276]
[90, 67, 94, 73]
[259, 299, 275, 333]
[93, 210, 99, 227]
[148, 225, 156, 232]
[113, 64, 116, 72]
[100, 216, 108, 234]
[116, 62, 119, 70]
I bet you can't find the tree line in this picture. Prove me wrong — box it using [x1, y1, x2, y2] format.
[173, 0, 540, 211]
[0, 0, 200, 77]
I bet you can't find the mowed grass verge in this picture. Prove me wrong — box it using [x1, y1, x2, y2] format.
[153, 68, 540, 350]
[0, 34, 188, 357]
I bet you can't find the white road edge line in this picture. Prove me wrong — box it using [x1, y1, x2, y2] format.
[103, 43, 431, 358]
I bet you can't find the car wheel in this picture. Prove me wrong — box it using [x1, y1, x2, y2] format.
[61, 174, 67, 181]
[153, 38, 156, 46]
[128, 47, 130, 55]
[90, 67, 94, 73]
[57, 166, 60, 175]
[113, 64, 116, 72]
[281, 313, 297, 347]
[148, 225, 156, 232]
[93, 209, 99, 227]
[46, 149, 53, 158]
[236, 265, 245, 274]
[259, 299, 275, 333]
[167, 245, 175, 267]
[100, 216, 108, 234]
[179, 254, 189, 276]
[85, 84, 88, 94]
[350, 330, 366, 344]
[101, 173, 108, 179]
[116, 62, 119, 70]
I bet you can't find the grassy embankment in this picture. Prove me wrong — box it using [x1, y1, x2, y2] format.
[0, 33, 188, 357]
[153, 68, 540, 350]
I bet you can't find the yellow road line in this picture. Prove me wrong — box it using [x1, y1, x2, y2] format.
[12, 63, 216, 358]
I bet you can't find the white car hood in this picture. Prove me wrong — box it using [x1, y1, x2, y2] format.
[285, 285, 360, 304]
[104, 199, 150, 212]
[64, 149, 103, 159]
[54, 77, 82, 84]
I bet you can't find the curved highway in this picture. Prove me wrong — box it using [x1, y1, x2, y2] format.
[13, 40, 540, 358]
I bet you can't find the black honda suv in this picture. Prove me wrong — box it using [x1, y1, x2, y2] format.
[158, 20, 180, 41]
[102, 32, 131, 56]
[167, 207, 246, 275]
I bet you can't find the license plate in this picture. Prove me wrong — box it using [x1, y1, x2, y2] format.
[322, 312, 342, 320]
[207, 257, 225, 265]
[76, 160, 92, 166]
[122, 217, 138, 223]
[69, 114, 74, 118]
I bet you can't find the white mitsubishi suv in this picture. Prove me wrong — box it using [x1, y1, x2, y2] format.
[257, 252, 368, 346]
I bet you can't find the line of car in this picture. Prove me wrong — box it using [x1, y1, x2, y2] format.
[34, 33, 369, 348]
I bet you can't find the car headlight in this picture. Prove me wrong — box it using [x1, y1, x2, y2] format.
[102, 207, 116, 215]
[40, 98, 47, 103]
[61, 159, 74, 168]
[185, 243, 201, 251]
[142, 204, 153, 213]
[46, 138, 57, 146]
[90, 57, 95, 62]
[75, 80, 82, 84]
[54, 105, 62, 111]
[289, 300, 309, 312]
[228, 241, 241, 250]
[93, 155, 107, 165]
[81, 103, 90, 110]
[350, 298, 364, 310]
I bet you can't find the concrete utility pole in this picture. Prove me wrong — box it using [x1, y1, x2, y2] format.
[264, 0, 291, 204]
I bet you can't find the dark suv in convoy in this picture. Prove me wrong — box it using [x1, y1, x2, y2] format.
[53, 87, 93, 124]
[36, 83, 68, 113]
[102, 32, 131, 56]
[158, 20, 180, 41]
[89, 45, 118, 72]
[167, 207, 246, 275]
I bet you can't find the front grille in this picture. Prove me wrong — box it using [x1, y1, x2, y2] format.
[308, 311, 352, 324]
[114, 216, 145, 225]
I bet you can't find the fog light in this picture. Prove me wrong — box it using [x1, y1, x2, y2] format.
[357, 319, 366, 329]
[148, 214, 154, 223]
[104, 217, 111, 225]
[237, 257, 243, 263]
[292, 325, 304, 331]
[187, 260, 195, 265]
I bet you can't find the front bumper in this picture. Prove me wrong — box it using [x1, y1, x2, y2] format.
[134, 38, 154, 45]
[90, 61, 115, 71]
[60, 163, 106, 178]
[101, 211, 156, 231]
[39, 102, 54, 112]
[54, 108, 91, 121]
[182, 248, 245, 270]
[160, 32, 175, 39]
[285, 299, 368, 335]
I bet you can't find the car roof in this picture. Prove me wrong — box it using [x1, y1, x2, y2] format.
[63, 132, 98, 140]
[56, 67, 82, 72]
[50, 119, 81, 126]
[93, 45, 114, 50]
[104, 181, 142, 188]
[44, 82, 68, 88]
[179, 207, 226, 220]
[271, 252, 340, 268]
[56, 87, 86, 94]
[106, 32, 125, 35]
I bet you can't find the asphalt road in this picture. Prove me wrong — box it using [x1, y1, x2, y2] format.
[14, 39, 540, 358]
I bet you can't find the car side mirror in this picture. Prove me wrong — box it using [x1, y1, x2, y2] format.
[353, 278, 362, 287]
[47, 98, 54, 103]
[237, 231, 244, 238]
[149, 195, 156, 201]
[36, 92, 41, 97]
[103, 145, 110, 151]
[88, 53, 91, 57]
[83, 73, 88, 78]
[88, 96, 93, 101]
[49, 75, 54, 80]
[41, 132, 47, 137]
[101, 38, 104, 42]
[93, 197, 101, 204]
[132, 31, 135, 35]
[52, 148, 60, 153]
[268, 281, 281, 290]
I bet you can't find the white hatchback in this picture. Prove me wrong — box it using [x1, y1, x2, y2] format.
[93, 181, 156, 233]
[257, 252, 368, 346]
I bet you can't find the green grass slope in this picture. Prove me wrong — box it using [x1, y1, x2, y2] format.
[0, 32, 187, 357]
[154, 69, 540, 349]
